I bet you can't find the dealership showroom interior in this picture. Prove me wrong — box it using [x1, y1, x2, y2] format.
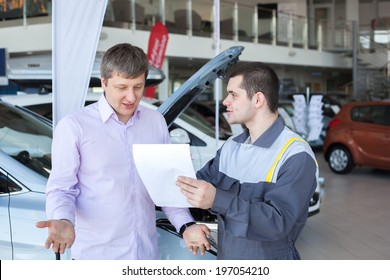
[0, 0, 389, 261]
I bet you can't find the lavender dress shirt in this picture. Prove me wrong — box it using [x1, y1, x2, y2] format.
[46, 94, 193, 259]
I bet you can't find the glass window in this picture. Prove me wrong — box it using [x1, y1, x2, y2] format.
[0, 171, 9, 194]
[24, 103, 52, 120]
[180, 110, 217, 138]
[0, 170, 22, 194]
[0, 102, 52, 178]
[351, 105, 388, 126]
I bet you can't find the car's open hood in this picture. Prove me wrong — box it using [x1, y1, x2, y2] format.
[158, 46, 244, 127]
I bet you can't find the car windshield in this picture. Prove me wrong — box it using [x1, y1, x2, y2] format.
[0, 102, 52, 178]
[152, 100, 231, 140]
[180, 109, 219, 139]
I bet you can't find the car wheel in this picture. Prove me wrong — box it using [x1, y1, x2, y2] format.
[328, 145, 354, 174]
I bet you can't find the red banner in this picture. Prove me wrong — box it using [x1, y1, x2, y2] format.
[145, 22, 169, 98]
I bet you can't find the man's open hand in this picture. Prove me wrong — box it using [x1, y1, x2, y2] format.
[35, 219, 75, 254]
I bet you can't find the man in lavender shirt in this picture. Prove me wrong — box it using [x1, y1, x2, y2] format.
[36, 43, 211, 260]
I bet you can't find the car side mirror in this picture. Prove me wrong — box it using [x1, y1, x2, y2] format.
[170, 128, 190, 144]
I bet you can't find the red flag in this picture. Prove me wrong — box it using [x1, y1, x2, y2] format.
[145, 22, 169, 98]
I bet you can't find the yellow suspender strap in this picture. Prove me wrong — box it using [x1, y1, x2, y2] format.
[265, 137, 306, 183]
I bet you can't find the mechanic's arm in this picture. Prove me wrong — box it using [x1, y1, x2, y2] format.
[211, 153, 317, 241]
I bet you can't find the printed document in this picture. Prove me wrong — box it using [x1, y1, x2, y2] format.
[133, 144, 195, 207]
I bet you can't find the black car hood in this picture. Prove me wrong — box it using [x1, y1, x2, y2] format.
[157, 46, 244, 127]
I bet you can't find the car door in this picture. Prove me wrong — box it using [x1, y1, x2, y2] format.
[0, 167, 12, 259]
[8, 185, 70, 260]
[0, 159, 71, 260]
[351, 104, 390, 166]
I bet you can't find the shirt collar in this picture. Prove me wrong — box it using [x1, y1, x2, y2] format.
[97, 93, 142, 124]
[233, 116, 284, 148]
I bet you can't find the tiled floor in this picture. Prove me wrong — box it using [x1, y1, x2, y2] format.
[296, 151, 390, 260]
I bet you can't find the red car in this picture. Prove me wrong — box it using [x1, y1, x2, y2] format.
[323, 101, 390, 174]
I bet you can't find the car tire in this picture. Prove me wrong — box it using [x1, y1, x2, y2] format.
[328, 145, 354, 174]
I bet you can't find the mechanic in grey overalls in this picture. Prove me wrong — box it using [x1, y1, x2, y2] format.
[177, 62, 318, 259]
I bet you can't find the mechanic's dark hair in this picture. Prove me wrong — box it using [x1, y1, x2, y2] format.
[228, 62, 279, 113]
[100, 43, 149, 82]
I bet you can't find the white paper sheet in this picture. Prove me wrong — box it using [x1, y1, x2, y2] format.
[133, 144, 195, 207]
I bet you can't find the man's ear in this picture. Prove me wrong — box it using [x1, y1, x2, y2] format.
[100, 77, 107, 88]
[254, 91, 265, 108]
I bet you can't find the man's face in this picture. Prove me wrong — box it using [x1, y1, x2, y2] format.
[101, 72, 145, 123]
[223, 75, 256, 125]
